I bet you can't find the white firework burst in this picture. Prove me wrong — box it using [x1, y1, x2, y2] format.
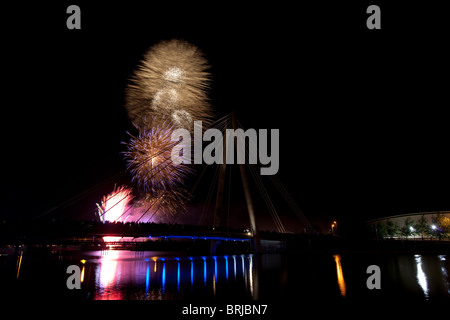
[125, 39, 213, 130]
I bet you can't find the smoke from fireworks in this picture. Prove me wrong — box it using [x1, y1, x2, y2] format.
[97, 185, 134, 223]
[125, 39, 212, 130]
[131, 188, 190, 223]
[122, 119, 193, 193]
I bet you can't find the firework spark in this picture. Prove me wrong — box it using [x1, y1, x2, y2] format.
[125, 39, 212, 130]
[123, 119, 193, 193]
[97, 185, 134, 223]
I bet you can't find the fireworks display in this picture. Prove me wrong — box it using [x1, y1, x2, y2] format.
[131, 189, 190, 223]
[122, 119, 193, 193]
[97, 185, 134, 223]
[96, 39, 212, 224]
[125, 39, 212, 130]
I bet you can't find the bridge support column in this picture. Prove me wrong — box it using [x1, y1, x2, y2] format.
[231, 111, 261, 253]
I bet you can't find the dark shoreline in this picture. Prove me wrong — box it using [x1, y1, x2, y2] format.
[2, 219, 450, 255]
[2, 238, 450, 257]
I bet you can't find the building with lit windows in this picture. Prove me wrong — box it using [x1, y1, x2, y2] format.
[367, 211, 450, 240]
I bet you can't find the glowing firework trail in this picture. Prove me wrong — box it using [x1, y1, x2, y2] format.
[123, 120, 193, 193]
[97, 185, 134, 222]
[125, 39, 212, 129]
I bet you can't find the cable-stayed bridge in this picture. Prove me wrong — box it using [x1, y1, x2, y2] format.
[30, 113, 314, 253]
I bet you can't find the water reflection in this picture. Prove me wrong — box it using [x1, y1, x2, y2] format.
[233, 255, 237, 280]
[80, 260, 86, 283]
[203, 256, 207, 284]
[98, 251, 118, 288]
[53, 250, 450, 301]
[333, 254, 346, 297]
[145, 264, 149, 295]
[414, 255, 429, 299]
[225, 256, 229, 280]
[249, 255, 257, 299]
[438, 255, 450, 295]
[88, 250, 258, 300]
[15, 250, 23, 279]
[162, 261, 166, 291]
[190, 258, 193, 285]
[388, 254, 450, 299]
[177, 260, 181, 289]
[95, 250, 120, 299]
[3, 249, 450, 301]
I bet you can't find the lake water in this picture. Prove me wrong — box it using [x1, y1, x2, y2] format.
[2, 249, 450, 302]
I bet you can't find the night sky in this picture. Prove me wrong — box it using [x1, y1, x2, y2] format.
[2, 2, 449, 233]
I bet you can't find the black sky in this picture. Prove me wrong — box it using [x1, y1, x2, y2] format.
[2, 2, 450, 230]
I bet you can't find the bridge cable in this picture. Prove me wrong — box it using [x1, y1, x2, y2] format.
[248, 162, 286, 233]
[190, 114, 230, 196]
[197, 116, 230, 226]
[33, 170, 126, 220]
[226, 163, 232, 233]
[39, 113, 231, 222]
[91, 117, 227, 223]
[198, 162, 220, 226]
[270, 174, 315, 233]
[236, 119, 314, 233]
[235, 119, 286, 233]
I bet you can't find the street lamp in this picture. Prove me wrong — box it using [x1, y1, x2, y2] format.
[431, 225, 437, 241]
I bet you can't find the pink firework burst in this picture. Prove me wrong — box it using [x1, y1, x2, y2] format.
[97, 185, 134, 223]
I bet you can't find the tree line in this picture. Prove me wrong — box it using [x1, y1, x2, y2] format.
[372, 214, 450, 241]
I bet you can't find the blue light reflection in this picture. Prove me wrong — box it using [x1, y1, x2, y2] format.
[191, 260, 194, 285]
[225, 256, 229, 280]
[145, 264, 150, 294]
[177, 261, 181, 288]
[136, 254, 257, 299]
[162, 262, 166, 290]
[203, 258, 207, 284]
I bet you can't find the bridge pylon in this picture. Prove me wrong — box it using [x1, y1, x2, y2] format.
[210, 111, 262, 254]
